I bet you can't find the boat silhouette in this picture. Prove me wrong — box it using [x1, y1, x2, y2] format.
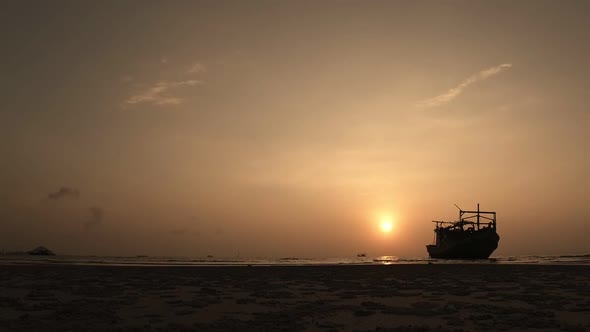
[426, 204, 499, 259]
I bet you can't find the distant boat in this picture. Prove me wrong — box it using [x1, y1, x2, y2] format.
[28, 246, 55, 256]
[357, 253, 366, 257]
[426, 204, 499, 259]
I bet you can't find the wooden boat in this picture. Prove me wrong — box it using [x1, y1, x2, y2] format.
[426, 204, 499, 259]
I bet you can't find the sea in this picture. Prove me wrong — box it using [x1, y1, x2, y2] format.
[1, 254, 589, 266]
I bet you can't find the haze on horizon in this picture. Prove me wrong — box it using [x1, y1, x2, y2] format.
[1, 1, 589, 258]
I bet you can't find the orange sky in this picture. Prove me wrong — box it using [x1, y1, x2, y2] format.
[1, 1, 589, 257]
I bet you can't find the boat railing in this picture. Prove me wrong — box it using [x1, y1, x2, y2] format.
[431, 204, 497, 231]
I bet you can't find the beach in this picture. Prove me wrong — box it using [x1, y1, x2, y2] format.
[1, 264, 589, 331]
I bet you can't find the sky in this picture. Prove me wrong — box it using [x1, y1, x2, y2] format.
[1, 0, 589, 257]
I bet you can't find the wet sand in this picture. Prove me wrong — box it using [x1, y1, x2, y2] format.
[1, 264, 589, 331]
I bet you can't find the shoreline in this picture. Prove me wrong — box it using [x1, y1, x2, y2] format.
[2, 264, 589, 331]
[2, 253, 589, 268]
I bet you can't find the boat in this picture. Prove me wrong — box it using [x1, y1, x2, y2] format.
[28, 246, 55, 256]
[426, 204, 499, 259]
[357, 253, 366, 257]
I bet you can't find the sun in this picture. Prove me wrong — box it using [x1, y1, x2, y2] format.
[380, 216, 394, 233]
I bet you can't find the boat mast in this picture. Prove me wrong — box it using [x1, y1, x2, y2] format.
[477, 203, 480, 230]
[454, 203, 462, 223]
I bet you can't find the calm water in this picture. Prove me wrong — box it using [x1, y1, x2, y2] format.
[1, 254, 589, 266]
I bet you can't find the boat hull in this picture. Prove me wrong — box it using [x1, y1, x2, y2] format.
[426, 230, 499, 259]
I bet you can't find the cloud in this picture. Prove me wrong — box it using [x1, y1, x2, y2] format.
[122, 59, 208, 107]
[124, 79, 202, 106]
[85, 206, 104, 228]
[417, 63, 512, 108]
[48, 187, 79, 200]
[187, 62, 207, 74]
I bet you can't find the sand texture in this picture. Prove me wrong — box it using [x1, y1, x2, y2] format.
[1, 264, 589, 331]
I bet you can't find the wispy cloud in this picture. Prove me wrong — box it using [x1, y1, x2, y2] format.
[417, 63, 512, 108]
[187, 62, 207, 74]
[125, 79, 202, 106]
[123, 58, 208, 107]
